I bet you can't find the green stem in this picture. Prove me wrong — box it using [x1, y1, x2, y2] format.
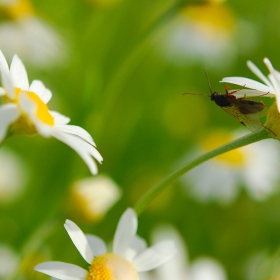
[134, 128, 271, 215]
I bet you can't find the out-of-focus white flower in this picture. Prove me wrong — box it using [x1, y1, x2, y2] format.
[0, 147, 28, 203]
[35, 208, 176, 280]
[0, 0, 67, 68]
[181, 130, 280, 204]
[141, 225, 227, 280]
[158, 3, 257, 70]
[0, 244, 19, 278]
[0, 50, 102, 174]
[69, 174, 122, 222]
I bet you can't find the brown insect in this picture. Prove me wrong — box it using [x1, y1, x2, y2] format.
[184, 75, 267, 133]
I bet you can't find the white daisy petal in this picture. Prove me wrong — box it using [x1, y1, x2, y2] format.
[264, 58, 276, 74]
[0, 87, 5, 96]
[55, 124, 96, 146]
[50, 111, 71, 125]
[0, 49, 9, 73]
[0, 104, 20, 142]
[247, 60, 273, 88]
[85, 234, 107, 256]
[0, 65, 15, 99]
[229, 89, 274, 98]
[29, 80, 52, 103]
[131, 236, 147, 254]
[133, 241, 176, 272]
[10, 55, 29, 90]
[125, 235, 147, 261]
[34, 261, 87, 280]
[113, 208, 138, 257]
[50, 129, 101, 174]
[221, 77, 273, 93]
[64, 219, 93, 264]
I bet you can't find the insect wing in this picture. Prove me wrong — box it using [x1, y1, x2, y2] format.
[221, 105, 263, 133]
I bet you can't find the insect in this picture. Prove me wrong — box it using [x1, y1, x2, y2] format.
[184, 75, 268, 133]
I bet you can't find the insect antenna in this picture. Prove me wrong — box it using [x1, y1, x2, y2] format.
[205, 68, 213, 95]
[183, 92, 209, 96]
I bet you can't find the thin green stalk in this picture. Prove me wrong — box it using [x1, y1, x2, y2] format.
[134, 128, 271, 215]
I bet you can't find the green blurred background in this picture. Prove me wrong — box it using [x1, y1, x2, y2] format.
[1, 0, 280, 279]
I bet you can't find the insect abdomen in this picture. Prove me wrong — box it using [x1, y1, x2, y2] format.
[237, 100, 265, 114]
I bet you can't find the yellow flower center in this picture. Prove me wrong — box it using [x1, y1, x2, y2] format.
[14, 88, 54, 126]
[0, 0, 34, 19]
[87, 253, 139, 280]
[202, 131, 244, 166]
[182, 4, 236, 34]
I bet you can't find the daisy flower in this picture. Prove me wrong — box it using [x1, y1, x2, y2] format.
[157, 2, 257, 70]
[180, 130, 280, 204]
[34, 208, 176, 280]
[0, 50, 102, 175]
[0, 0, 66, 68]
[68, 175, 122, 222]
[221, 58, 279, 105]
[142, 225, 227, 280]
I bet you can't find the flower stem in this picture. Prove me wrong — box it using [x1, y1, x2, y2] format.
[134, 128, 271, 215]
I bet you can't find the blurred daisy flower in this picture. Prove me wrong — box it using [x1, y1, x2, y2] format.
[0, 50, 102, 174]
[142, 225, 227, 280]
[68, 174, 122, 222]
[35, 208, 176, 280]
[158, 2, 257, 69]
[0, 244, 19, 278]
[0, 147, 28, 204]
[181, 130, 280, 204]
[0, 0, 66, 68]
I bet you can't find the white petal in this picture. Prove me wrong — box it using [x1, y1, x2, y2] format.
[0, 65, 15, 99]
[228, 89, 274, 98]
[85, 234, 107, 256]
[221, 77, 274, 93]
[50, 129, 102, 174]
[50, 111, 70, 125]
[131, 236, 147, 254]
[247, 60, 273, 88]
[188, 258, 227, 280]
[125, 236, 147, 261]
[0, 87, 5, 96]
[10, 55, 29, 90]
[0, 49, 9, 73]
[29, 80, 52, 103]
[34, 261, 87, 280]
[264, 58, 276, 75]
[64, 220, 93, 264]
[0, 104, 20, 142]
[133, 241, 176, 272]
[55, 124, 96, 146]
[113, 208, 138, 257]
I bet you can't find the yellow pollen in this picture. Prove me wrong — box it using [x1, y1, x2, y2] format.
[202, 131, 244, 166]
[87, 253, 139, 280]
[15, 88, 54, 126]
